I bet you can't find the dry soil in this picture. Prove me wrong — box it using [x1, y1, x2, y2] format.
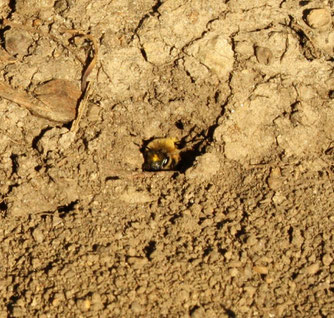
[0, 0, 334, 317]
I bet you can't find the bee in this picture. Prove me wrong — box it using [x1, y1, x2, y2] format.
[143, 138, 181, 171]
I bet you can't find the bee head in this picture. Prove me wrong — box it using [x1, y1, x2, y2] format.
[144, 150, 170, 171]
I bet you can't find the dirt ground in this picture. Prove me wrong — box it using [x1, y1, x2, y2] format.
[0, 0, 333, 317]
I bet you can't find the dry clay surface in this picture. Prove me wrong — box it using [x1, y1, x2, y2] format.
[0, 0, 334, 317]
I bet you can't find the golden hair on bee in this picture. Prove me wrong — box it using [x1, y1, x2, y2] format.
[143, 138, 180, 171]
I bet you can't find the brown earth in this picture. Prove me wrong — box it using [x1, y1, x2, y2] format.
[0, 0, 334, 317]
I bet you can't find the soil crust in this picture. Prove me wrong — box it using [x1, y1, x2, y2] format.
[0, 1, 333, 317]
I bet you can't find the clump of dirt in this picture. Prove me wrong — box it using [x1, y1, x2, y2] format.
[0, 0, 333, 317]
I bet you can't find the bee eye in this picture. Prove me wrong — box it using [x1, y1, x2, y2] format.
[162, 157, 169, 167]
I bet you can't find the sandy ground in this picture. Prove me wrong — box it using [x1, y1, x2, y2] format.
[0, 0, 334, 317]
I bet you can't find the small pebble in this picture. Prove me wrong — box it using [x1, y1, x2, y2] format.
[322, 254, 333, 266]
[255, 46, 273, 65]
[32, 228, 44, 243]
[267, 167, 282, 190]
[127, 256, 148, 268]
[5, 29, 33, 56]
[131, 301, 142, 313]
[306, 8, 331, 29]
[306, 263, 319, 275]
[253, 265, 269, 275]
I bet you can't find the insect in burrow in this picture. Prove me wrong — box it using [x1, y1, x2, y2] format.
[143, 138, 181, 171]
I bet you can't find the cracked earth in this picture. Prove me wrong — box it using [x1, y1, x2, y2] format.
[0, 0, 334, 317]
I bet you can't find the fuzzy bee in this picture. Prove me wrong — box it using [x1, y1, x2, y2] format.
[143, 138, 181, 171]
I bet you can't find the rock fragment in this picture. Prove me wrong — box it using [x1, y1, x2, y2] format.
[255, 46, 273, 65]
[186, 153, 220, 180]
[306, 8, 331, 30]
